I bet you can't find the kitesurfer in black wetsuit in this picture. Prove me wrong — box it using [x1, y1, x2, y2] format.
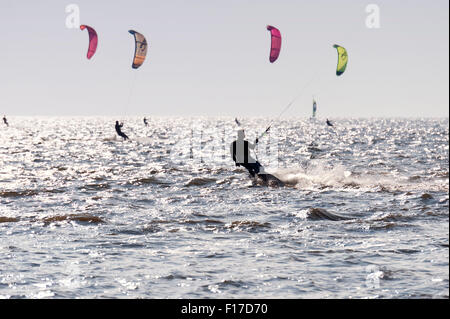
[3, 115, 8, 126]
[230, 129, 263, 178]
[143, 117, 148, 126]
[115, 121, 129, 140]
[326, 119, 333, 127]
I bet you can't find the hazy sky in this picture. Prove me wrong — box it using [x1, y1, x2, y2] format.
[0, 0, 448, 117]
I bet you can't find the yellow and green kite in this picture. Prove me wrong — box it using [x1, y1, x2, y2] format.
[333, 44, 348, 76]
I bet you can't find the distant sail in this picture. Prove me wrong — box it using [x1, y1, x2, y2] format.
[333, 44, 348, 76]
[267, 25, 281, 63]
[312, 99, 317, 118]
[129, 30, 148, 69]
[80, 25, 98, 59]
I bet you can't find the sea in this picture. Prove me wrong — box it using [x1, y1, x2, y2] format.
[0, 116, 448, 299]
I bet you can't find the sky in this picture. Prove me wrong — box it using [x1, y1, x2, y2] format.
[0, 0, 448, 118]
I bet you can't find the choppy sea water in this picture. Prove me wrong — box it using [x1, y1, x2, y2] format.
[0, 116, 448, 299]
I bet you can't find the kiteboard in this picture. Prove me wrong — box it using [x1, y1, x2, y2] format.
[255, 173, 284, 187]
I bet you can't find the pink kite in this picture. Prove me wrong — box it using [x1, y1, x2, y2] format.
[80, 25, 98, 60]
[266, 25, 281, 63]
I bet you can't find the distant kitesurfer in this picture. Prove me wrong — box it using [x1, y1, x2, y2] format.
[143, 117, 148, 126]
[230, 129, 263, 178]
[326, 119, 333, 127]
[3, 115, 8, 126]
[115, 121, 129, 140]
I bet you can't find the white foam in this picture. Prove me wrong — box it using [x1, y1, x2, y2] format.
[267, 160, 446, 192]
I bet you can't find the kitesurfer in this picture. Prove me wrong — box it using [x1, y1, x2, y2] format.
[3, 115, 8, 126]
[326, 119, 333, 127]
[230, 129, 263, 178]
[115, 121, 129, 140]
[143, 117, 148, 126]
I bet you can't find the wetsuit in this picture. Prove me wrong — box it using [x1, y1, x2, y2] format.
[230, 140, 262, 177]
[115, 121, 129, 140]
[3, 116, 8, 126]
[143, 118, 148, 126]
[326, 119, 333, 127]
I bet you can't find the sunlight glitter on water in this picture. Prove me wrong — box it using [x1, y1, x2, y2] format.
[0, 117, 448, 298]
